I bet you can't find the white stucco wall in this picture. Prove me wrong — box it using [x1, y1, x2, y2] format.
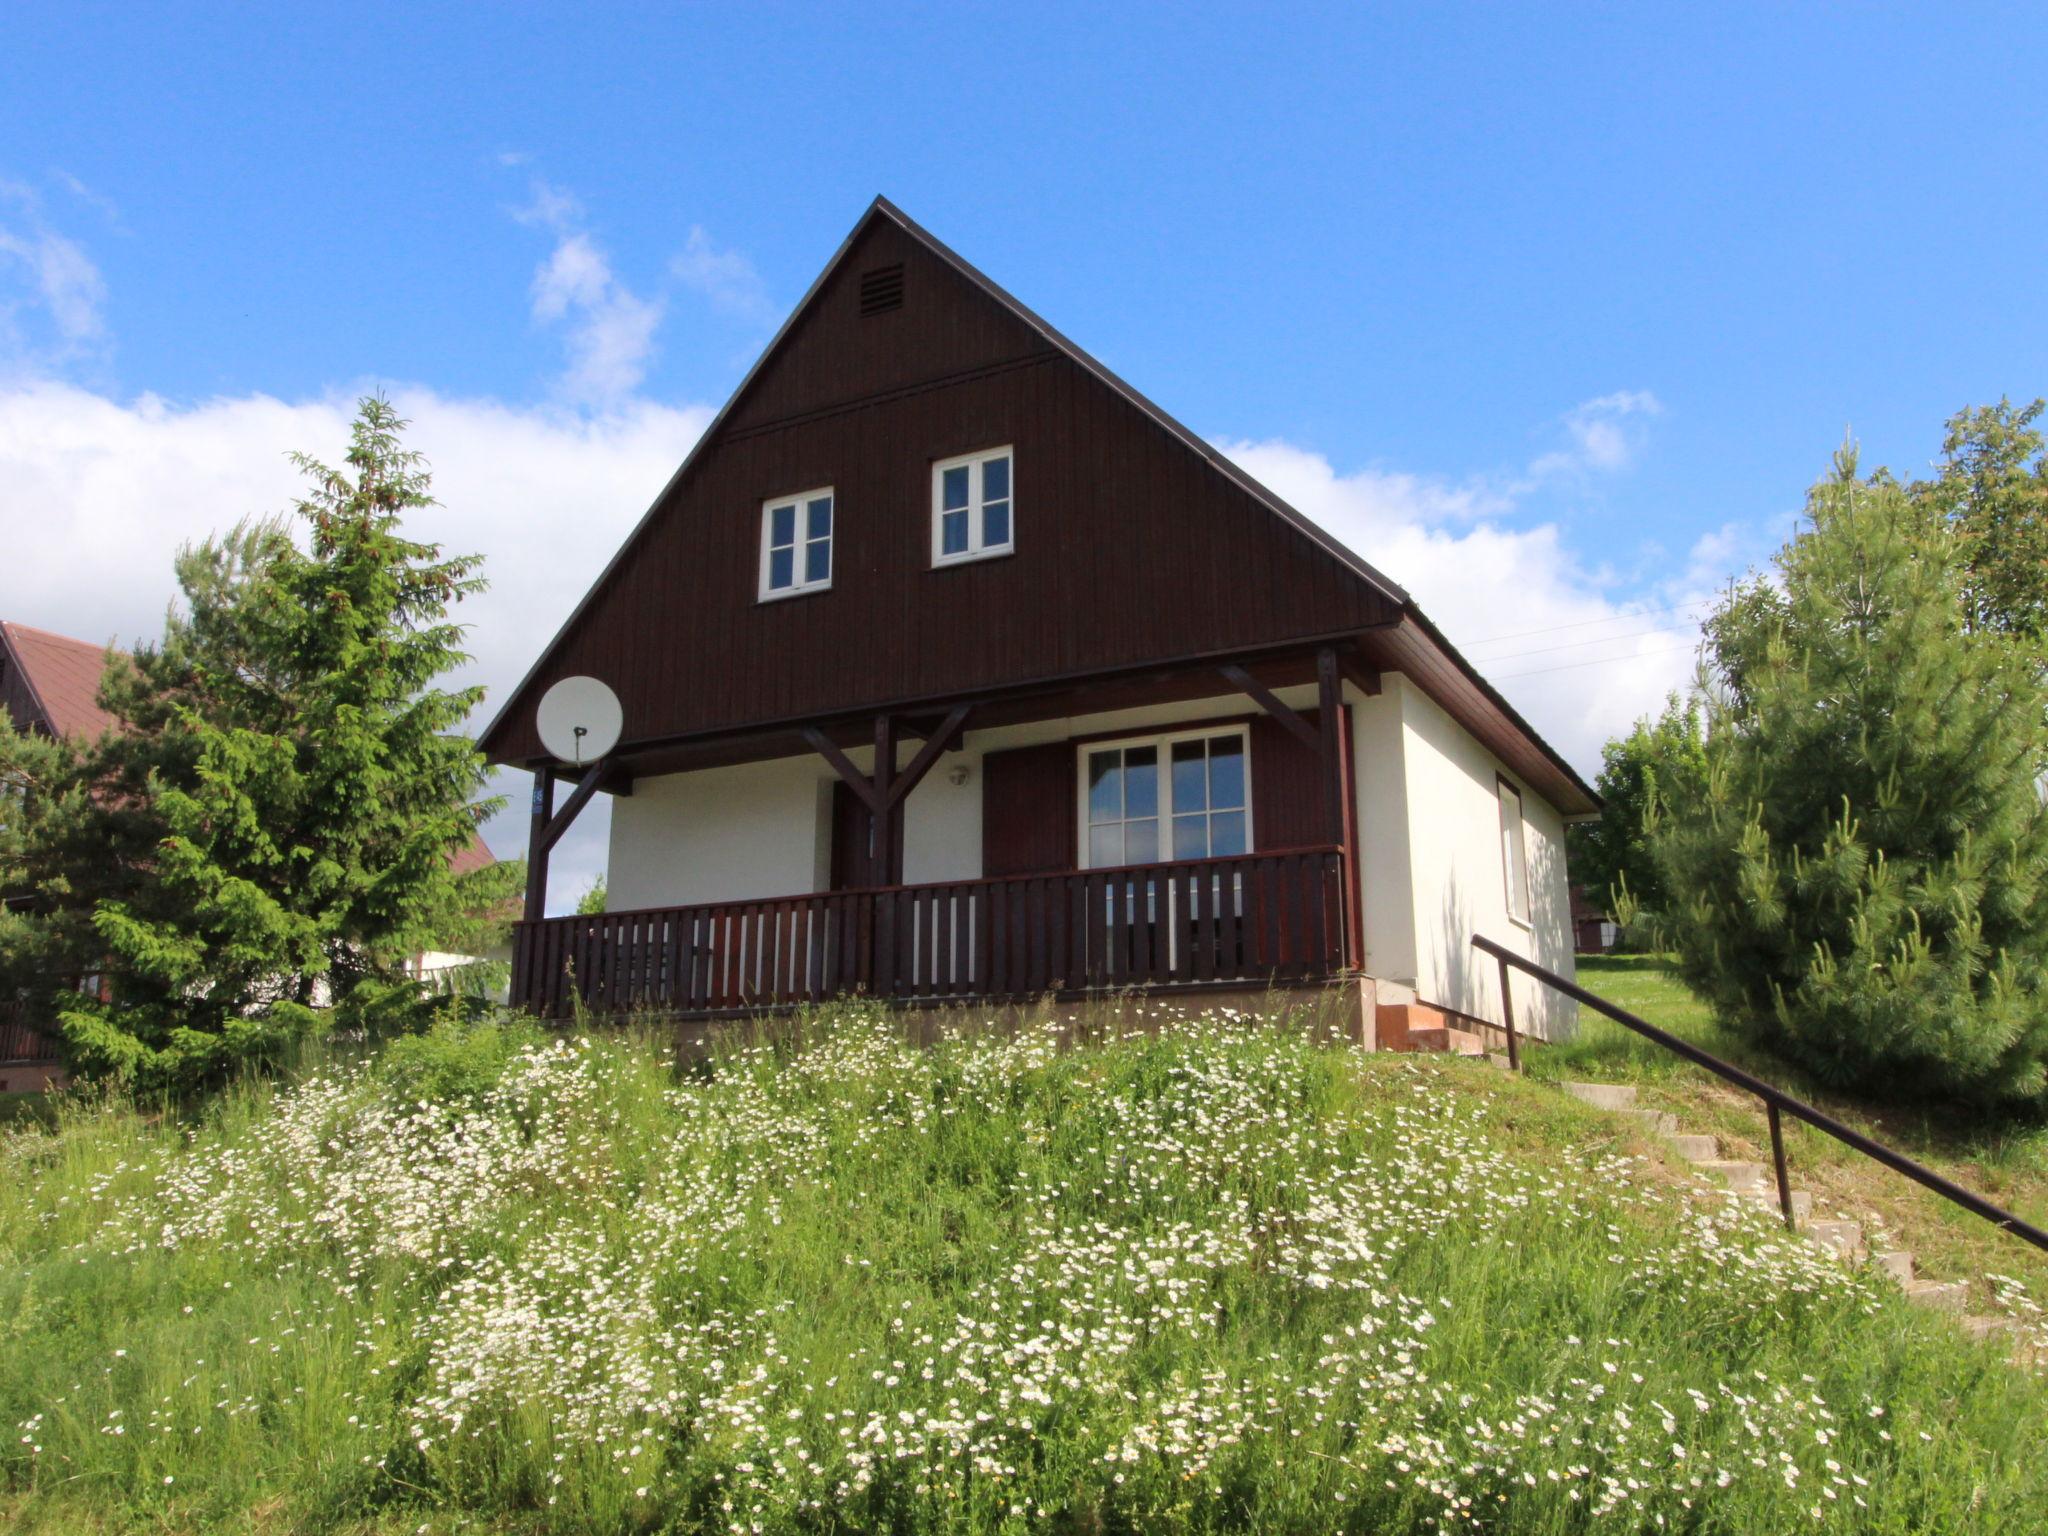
[1388, 675, 1577, 1038]
[607, 754, 835, 910]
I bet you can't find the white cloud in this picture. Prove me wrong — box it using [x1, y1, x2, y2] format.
[1530, 389, 1663, 480]
[0, 181, 108, 366]
[0, 381, 712, 899]
[1222, 437, 1711, 772]
[670, 226, 775, 325]
[515, 179, 665, 404]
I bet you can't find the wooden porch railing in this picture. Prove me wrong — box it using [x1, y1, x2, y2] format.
[0, 1000, 60, 1065]
[511, 845, 1350, 1020]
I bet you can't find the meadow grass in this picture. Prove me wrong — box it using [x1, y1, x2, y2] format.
[1528, 955, 2048, 1339]
[2, 1001, 2044, 1534]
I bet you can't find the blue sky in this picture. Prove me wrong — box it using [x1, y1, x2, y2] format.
[3, 3, 2043, 900]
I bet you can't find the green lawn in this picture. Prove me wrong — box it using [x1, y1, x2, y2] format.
[2, 1003, 2044, 1534]
[1532, 954, 2048, 1325]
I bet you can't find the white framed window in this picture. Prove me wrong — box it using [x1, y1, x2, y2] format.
[1498, 776, 1532, 926]
[759, 487, 834, 601]
[931, 446, 1014, 565]
[1078, 726, 1250, 868]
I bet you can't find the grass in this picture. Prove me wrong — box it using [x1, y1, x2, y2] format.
[1, 1000, 2044, 1534]
[1529, 954, 2048, 1323]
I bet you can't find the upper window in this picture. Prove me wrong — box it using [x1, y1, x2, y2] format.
[759, 488, 834, 601]
[1081, 727, 1249, 868]
[1498, 777, 1532, 926]
[932, 447, 1014, 566]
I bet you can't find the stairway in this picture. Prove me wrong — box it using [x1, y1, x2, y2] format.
[1376, 994, 1486, 1058]
[1558, 1081, 2013, 1341]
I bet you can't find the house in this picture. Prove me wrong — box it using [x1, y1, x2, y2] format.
[1571, 885, 1620, 953]
[483, 199, 1597, 1045]
[0, 620, 505, 1090]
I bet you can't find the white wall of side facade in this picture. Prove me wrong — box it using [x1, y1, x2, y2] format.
[1345, 681, 1418, 988]
[1389, 674, 1577, 1039]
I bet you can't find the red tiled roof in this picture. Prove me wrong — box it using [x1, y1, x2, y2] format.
[1, 621, 122, 742]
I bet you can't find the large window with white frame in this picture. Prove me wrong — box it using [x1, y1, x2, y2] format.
[931, 446, 1014, 565]
[1080, 726, 1250, 868]
[759, 487, 834, 601]
[1498, 775, 1532, 926]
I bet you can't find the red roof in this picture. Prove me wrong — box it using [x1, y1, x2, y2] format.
[1, 621, 122, 742]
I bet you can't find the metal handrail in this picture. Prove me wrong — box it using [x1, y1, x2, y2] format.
[1474, 933, 2048, 1254]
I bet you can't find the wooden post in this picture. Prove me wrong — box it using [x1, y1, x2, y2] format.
[872, 713, 900, 885]
[1317, 647, 1344, 849]
[522, 768, 555, 923]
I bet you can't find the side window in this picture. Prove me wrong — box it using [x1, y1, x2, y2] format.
[931, 447, 1014, 565]
[759, 488, 834, 600]
[1498, 777, 1531, 925]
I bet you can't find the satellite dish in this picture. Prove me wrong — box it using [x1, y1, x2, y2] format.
[536, 676, 623, 767]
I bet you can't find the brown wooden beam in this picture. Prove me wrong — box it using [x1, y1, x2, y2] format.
[883, 703, 971, 809]
[521, 768, 555, 923]
[803, 726, 882, 813]
[871, 713, 901, 885]
[1317, 647, 1345, 847]
[539, 758, 611, 857]
[1219, 662, 1321, 749]
[1340, 657, 1382, 697]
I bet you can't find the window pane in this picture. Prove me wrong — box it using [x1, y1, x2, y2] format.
[805, 538, 830, 583]
[769, 503, 796, 547]
[1208, 736, 1246, 809]
[1089, 824, 1122, 868]
[768, 547, 794, 590]
[1123, 747, 1158, 817]
[1210, 811, 1246, 857]
[941, 509, 969, 556]
[1087, 751, 1122, 822]
[982, 499, 1009, 548]
[942, 464, 970, 510]
[1172, 813, 1208, 859]
[981, 455, 1010, 501]
[1171, 739, 1207, 811]
[1124, 818, 1158, 865]
[806, 497, 833, 541]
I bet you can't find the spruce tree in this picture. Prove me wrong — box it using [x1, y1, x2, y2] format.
[1651, 446, 2048, 1105]
[3, 398, 516, 1087]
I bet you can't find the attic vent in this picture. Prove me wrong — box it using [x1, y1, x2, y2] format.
[858, 263, 904, 316]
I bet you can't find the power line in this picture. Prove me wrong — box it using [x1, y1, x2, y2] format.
[1478, 620, 1705, 663]
[1490, 641, 1703, 682]
[1456, 599, 1707, 650]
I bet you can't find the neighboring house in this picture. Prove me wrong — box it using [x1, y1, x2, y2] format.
[0, 620, 503, 1089]
[485, 199, 1598, 1045]
[1571, 885, 1620, 954]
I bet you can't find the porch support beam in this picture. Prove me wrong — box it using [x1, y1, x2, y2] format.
[1317, 646, 1346, 847]
[540, 759, 611, 857]
[871, 714, 902, 885]
[882, 703, 971, 809]
[1218, 662, 1321, 749]
[802, 727, 883, 814]
[521, 768, 555, 923]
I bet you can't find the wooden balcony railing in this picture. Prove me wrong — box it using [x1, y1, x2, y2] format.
[511, 845, 1350, 1020]
[0, 1000, 61, 1065]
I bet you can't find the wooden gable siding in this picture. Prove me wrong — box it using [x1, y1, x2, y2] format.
[484, 216, 1398, 766]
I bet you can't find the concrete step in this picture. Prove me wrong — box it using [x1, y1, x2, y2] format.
[1486, 1050, 1516, 1071]
[1904, 1279, 1970, 1313]
[1749, 1187, 1813, 1225]
[1562, 1081, 1638, 1112]
[1376, 1001, 1446, 1052]
[1870, 1250, 1915, 1284]
[1695, 1159, 1768, 1197]
[1803, 1217, 1864, 1259]
[1617, 1106, 1679, 1136]
[1668, 1133, 1719, 1162]
[1962, 1315, 2015, 1343]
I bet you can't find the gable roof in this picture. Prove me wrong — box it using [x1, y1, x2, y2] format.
[480, 197, 1598, 816]
[0, 621, 121, 742]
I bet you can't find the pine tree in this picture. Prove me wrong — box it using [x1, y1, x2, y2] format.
[1651, 445, 2048, 1105]
[3, 398, 517, 1087]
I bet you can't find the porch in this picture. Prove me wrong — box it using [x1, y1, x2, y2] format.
[509, 844, 1350, 1019]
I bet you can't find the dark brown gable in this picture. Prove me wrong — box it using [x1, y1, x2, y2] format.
[482, 206, 1400, 767]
